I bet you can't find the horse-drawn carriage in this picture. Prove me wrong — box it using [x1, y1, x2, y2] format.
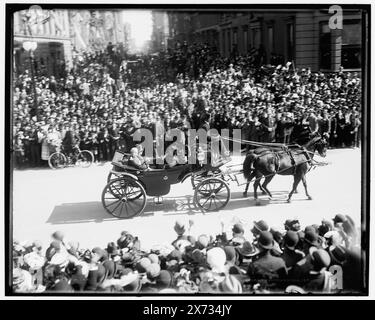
[101, 133, 329, 219]
[101, 150, 232, 219]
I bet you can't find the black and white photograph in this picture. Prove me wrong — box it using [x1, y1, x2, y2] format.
[4, 2, 371, 297]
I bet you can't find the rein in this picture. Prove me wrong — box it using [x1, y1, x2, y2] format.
[221, 135, 323, 155]
[220, 136, 301, 149]
[247, 157, 329, 184]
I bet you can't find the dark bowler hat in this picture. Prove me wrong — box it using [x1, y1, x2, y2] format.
[310, 248, 331, 270]
[232, 223, 244, 234]
[284, 231, 299, 250]
[329, 245, 347, 265]
[258, 231, 274, 250]
[304, 231, 320, 247]
[252, 220, 269, 234]
[333, 214, 347, 224]
[237, 241, 259, 257]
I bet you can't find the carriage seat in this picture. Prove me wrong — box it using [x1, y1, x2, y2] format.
[111, 151, 140, 172]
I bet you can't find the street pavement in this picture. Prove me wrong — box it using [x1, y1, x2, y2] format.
[12, 148, 362, 251]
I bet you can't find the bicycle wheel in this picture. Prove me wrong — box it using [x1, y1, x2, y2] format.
[76, 150, 94, 168]
[48, 152, 67, 169]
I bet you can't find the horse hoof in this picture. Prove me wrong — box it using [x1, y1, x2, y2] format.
[307, 196, 313, 200]
[287, 199, 291, 203]
[243, 192, 247, 197]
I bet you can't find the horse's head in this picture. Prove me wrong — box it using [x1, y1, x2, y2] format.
[314, 134, 329, 157]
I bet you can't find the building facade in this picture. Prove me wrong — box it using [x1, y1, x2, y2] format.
[168, 9, 363, 72]
[13, 7, 128, 77]
[13, 8, 73, 77]
[151, 11, 170, 52]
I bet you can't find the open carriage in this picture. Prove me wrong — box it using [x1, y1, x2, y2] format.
[101, 150, 232, 219]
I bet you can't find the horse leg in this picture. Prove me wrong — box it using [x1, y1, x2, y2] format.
[287, 174, 302, 203]
[243, 171, 256, 197]
[301, 175, 312, 200]
[254, 172, 263, 205]
[260, 183, 267, 195]
[243, 181, 250, 197]
[262, 174, 275, 199]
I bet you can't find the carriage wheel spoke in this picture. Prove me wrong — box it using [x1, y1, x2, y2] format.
[104, 195, 118, 201]
[212, 198, 219, 210]
[105, 199, 122, 207]
[102, 178, 146, 219]
[123, 201, 134, 217]
[214, 197, 224, 205]
[200, 196, 211, 207]
[214, 194, 227, 199]
[126, 198, 137, 210]
[195, 178, 229, 212]
[207, 198, 213, 210]
[111, 185, 123, 197]
[109, 199, 123, 213]
[127, 189, 141, 196]
[118, 201, 126, 217]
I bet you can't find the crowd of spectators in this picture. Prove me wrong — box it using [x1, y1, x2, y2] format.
[12, 213, 362, 294]
[13, 42, 362, 169]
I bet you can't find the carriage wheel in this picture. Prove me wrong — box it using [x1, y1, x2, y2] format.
[102, 177, 146, 219]
[191, 170, 224, 189]
[48, 152, 67, 169]
[107, 172, 120, 183]
[191, 174, 207, 189]
[194, 178, 230, 212]
[107, 173, 143, 200]
[76, 150, 94, 168]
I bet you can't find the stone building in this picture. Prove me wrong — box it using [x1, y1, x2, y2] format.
[167, 8, 364, 72]
[13, 8, 73, 76]
[13, 7, 128, 77]
[151, 11, 170, 52]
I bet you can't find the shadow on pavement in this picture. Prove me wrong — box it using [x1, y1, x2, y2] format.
[47, 190, 301, 224]
[47, 201, 118, 224]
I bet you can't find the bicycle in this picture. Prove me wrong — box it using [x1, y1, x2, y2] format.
[48, 144, 94, 169]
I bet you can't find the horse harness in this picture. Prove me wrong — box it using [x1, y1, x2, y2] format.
[282, 146, 313, 174]
[255, 145, 312, 175]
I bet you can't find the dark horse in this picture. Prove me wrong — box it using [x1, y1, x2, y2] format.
[242, 134, 328, 204]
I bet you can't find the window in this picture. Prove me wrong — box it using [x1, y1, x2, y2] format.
[341, 20, 361, 69]
[286, 23, 295, 61]
[319, 23, 331, 69]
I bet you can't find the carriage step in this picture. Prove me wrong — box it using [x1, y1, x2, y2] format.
[153, 197, 163, 204]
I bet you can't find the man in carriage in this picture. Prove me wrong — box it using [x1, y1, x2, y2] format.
[127, 147, 150, 170]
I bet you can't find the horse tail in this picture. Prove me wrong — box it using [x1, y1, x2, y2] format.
[243, 152, 258, 180]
